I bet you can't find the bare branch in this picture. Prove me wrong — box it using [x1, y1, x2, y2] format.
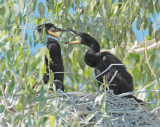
[101, 39, 160, 54]
[128, 39, 160, 53]
[142, 29, 158, 82]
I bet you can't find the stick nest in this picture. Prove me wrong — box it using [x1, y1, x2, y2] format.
[52, 90, 160, 127]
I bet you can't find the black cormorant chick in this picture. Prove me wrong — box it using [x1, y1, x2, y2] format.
[68, 29, 143, 103]
[35, 23, 67, 91]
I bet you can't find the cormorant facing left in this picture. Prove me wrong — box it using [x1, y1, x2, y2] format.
[67, 28, 143, 103]
[35, 23, 67, 91]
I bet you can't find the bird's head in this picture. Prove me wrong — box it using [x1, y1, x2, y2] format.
[67, 28, 100, 51]
[34, 23, 68, 40]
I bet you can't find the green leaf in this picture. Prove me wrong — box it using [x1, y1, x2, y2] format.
[148, 0, 154, 15]
[33, 0, 38, 11]
[105, 27, 112, 41]
[149, 22, 153, 36]
[79, 56, 86, 71]
[0, 105, 5, 113]
[122, 27, 126, 41]
[155, 0, 160, 13]
[49, 72, 54, 84]
[46, 0, 54, 11]
[38, 2, 45, 18]
[94, 93, 104, 106]
[102, 35, 109, 48]
[101, 98, 108, 113]
[136, 16, 142, 30]
[84, 113, 96, 122]
[143, 18, 148, 30]
[1, 59, 6, 71]
[104, 0, 110, 15]
[155, 28, 160, 42]
[3, 6, 10, 28]
[40, 100, 47, 110]
[16, 102, 23, 111]
[55, 3, 59, 14]
[13, 55, 22, 68]
[1, 30, 6, 37]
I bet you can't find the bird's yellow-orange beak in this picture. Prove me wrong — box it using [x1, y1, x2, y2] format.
[48, 30, 62, 40]
[68, 40, 81, 44]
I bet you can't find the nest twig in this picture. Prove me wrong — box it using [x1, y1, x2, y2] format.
[50, 90, 160, 126]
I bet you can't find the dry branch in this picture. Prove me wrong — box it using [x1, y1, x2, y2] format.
[127, 39, 160, 53]
[101, 39, 160, 54]
[53, 90, 160, 126]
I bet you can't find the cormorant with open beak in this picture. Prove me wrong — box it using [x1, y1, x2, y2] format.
[35, 23, 67, 91]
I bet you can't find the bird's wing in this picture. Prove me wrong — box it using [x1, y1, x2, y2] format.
[102, 53, 126, 70]
[101, 54, 132, 85]
[106, 68, 127, 85]
[48, 43, 61, 61]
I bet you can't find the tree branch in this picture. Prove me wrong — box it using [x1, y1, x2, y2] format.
[127, 39, 160, 54]
[101, 39, 160, 54]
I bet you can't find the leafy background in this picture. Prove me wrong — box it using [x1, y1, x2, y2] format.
[0, 0, 160, 126]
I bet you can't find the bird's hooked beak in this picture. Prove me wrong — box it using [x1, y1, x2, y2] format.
[34, 23, 68, 40]
[67, 28, 80, 36]
[48, 26, 69, 40]
[67, 28, 81, 44]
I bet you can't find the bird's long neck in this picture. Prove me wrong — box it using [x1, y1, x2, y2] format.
[88, 40, 100, 52]
[84, 40, 101, 67]
[47, 37, 63, 62]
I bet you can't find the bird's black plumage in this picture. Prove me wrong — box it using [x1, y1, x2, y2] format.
[68, 29, 143, 103]
[35, 23, 65, 91]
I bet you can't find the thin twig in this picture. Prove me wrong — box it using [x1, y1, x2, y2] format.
[23, 2, 32, 41]
[1, 84, 8, 108]
[142, 28, 159, 82]
[151, 106, 160, 113]
[6, 65, 18, 82]
[0, 27, 34, 30]
[100, 70, 118, 93]
[128, 40, 160, 53]
[101, 39, 160, 54]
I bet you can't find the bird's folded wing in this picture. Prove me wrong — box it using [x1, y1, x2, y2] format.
[102, 54, 129, 85]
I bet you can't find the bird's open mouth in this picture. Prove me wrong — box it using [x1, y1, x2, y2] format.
[48, 28, 69, 40]
[48, 30, 62, 40]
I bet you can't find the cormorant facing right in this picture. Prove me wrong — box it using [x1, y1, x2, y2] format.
[35, 23, 67, 91]
[68, 28, 143, 103]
